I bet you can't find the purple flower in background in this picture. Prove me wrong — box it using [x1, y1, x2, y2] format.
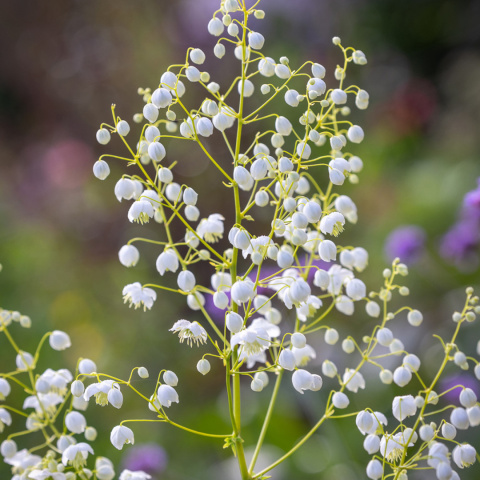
[122, 443, 167, 476]
[439, 374, 479, 405]
[384, 225, 426, 264]
[440, 220, 479, 264]
[463, 178, 480, 220]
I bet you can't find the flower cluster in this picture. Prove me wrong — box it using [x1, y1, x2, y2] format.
[0, 307, 152, 480]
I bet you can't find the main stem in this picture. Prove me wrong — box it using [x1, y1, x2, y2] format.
[229, 4, 251, 479]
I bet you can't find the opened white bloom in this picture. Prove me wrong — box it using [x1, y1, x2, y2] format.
[37, 368, 73, 393]
[343, 368, 365, 393]
[119, 470, 152, 480]
[320, 212, 345, 237]
[379, 433, 409, 462]
[197, 214, 224, 242]
[122, 283, 157, 310]
[128, 200, 154, 224]
[231, 325, 270, 357]
[157, 384, 179, 407]
[62, 442, 93, 469]
[170, 320, 207, 346]
[111, 425, 135, 450]
[84, 380, 123, 408]
[29, 469, 66, 480]
[392, 395, 416, 421]
[453, 443, 476, 469]
[293, 345, 316, 367]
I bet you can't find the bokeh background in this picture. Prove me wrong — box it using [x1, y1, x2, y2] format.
[1, 0, 480, 478]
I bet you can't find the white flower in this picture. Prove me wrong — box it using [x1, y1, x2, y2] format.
[392, 395, 416, 421]
[231, 278, 256, 305]
[453, 443, 476, 469]
[356, 411, 374, 435]
[49, 330, 71, 351]
[96, 128, 111, 145]
[208, 17, 224, 36]
[28, 469, 66, 480]
[143, 104, 159, 123]
[303, 201, 322, 223]
[37, 368, 72, 393]
[331, 88, 347, 104]
[190, 48, 205, 64]
[119, 470, 152, 480]
[364, 435, 380, 454]
[93, 160, 110, 180]
[0, 378, 11, 400]
[248, 31, 265, 50]
[345, 278, 366, 300]
[65, 411, 86, 434]
[122, 283, 157, 310]
[119, 245, 140, 267]
[231, 326, 270, 357]
[347, 125, 364, 143]
[157, 385, 179, 407]
[226, 312, 243, 333]
[156, 250, 179, 275]
[343, 368, 365, 392]
[275, 116, 292, 136]
[16, 351, 34, 370]
[393, 366, 412, 387]
[177, 271, 196, 292]
[234, 166, 254, 191]
[291, 369, 321, 394]
[115, 178, 135, 201]
[379, 433, 408, 462]
[451, 407, 469, 430]
[1, 439, 17, 458]
[0, 408, 12, 432]
[278, 350, 296, 371]
[128, 200, 154, 224]
[318, 240, 337, 262]
[79, 358, 97, 374]
[62, 442, 94, 469]
[366, 459, 383, 480]
[84, 380, 123, 408]
[197, 214, 225, 242]
[459, 388, 477, 408]
[117, 120, 130, 136]
[285, 89, 300, 107]
[211, 272, 232, 292]
[71, 380, 84, 397]
[110, 425, 134, 450]
[332, 391, 350, 409]
[335, 295, 354, 315]
[170, 320, 207, 346]
[320, 212, 345, 236]
[197, 359, 211, 375]
[151, 88, 172, 108]
[292, 345, 316, 367]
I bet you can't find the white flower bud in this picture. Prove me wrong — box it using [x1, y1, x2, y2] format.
[419, 424, 435, 442]
[312, 63, 326, 78]
[393, 366, 412, 387]
[1, 439, 17, 458]
[197, 359, 211, 375]
[0, 379, 11, 400]
[441, 422, 456, 439]
[96, 128, 111, 145]
[158, 167, 172, 184]
[275, 116, 292, 136]
[190, 48, 205, 64]
[331, 89, 347, 104]
[376, 328, 393, 346]
[451, 407, 469, 430]
[347, 125, 364, 143]
[226, 312, 243, 333]
[157, 384, 179, 407]
[303, 201, 322, 223]
[254, 372, 269, 387]
[403, 354, 421, 372]
[71, 380, 85, 397]
[324, 328, 339, 345]
[467, 405, 480, 426]
[163, 370, 178, 387]
[251, 378, 264, 392]
[291, 332, 306, 349]
[148, 142, 166, 162]
[332, 391, 349, 409]
[151, 88, 172, 109]
[346, 279, 366, 300]
[118, 245, 140, 267]
[342, 338, 355, 353]
[143, 103, 159, 123]
[65, 411, 86, 434]
[185, 205, 200, 221]
[208, 17, 224, 36]
[93, 160, 110, 180]
[313, 269, 330, 289]
[79, 358, 97, 374]
[356, 411, 374, 435]
[49, 330, 71, 351]
[278, 349, 296, 371]
[248, 32, 265, 50]
[116, 120, 130, 136]
[250, 158, 267, 180]
[186, 66, 201, 82]
[138, 367, 149, 378]
[108, 388, 123, 409]
[196, 117, 213, 137]
[85, 427, 97, 442]
[227, 23, 239, 36]
[408, 310, 423, 326]
[322, 360, 337, 378]
[255, 190, 269, 207]
[234, 166, 254, 191]
[363, 434, 380, 454]
[275, 64, 290, 79]
[214, 43, 226, 58]
[16, 351, 34, 370]
[296, 141, 311, 159]
[318, 240, 337, 262]
[213, 291, 229, 310]
[177, 271, 196, 292]
[366, 459, 383, 480]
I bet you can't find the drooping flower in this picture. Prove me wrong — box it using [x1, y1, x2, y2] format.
[122, 283, 157, 311]
[169, 320, 207, 346]
[111, 425, 135, 450]
[84, 380, 123, 408]
[62, 442, 93, 469]
[196, 214, 225, 243]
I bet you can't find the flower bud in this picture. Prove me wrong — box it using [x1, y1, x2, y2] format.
[0, 439, 17, 458]
[332, 391, 349, 409]
[71, 380, 85, 397]
[291, 332, 306, 349]
[408, 309, 423, 326]
[251, 378, 264, 392]
[138, 367, 149, 379]
[118, 245, 140, 267]
[79, 358, 97, 374]
[85, 426, 97, 441]
[197, 359, 211, 375]
[177, 271, 196, 292]
[278, 350, 296, 371]
[65, 411, 87, 434]
[143, 103, 159, 123]
[226, 312, 243, 333]
[117, 120, 130, 136]
[93, 160, 110, 180]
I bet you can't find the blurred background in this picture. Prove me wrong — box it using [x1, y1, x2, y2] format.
[1, 0, 480, 478]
